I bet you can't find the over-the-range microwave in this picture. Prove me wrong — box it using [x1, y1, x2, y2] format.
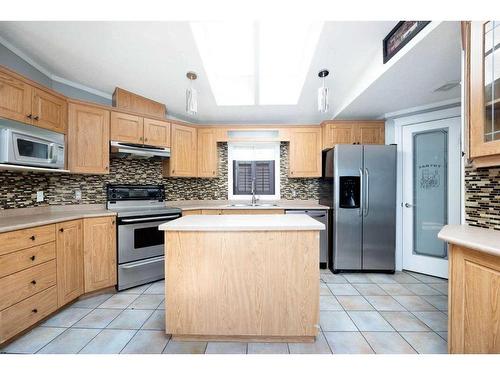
[0, 123, 65, 169]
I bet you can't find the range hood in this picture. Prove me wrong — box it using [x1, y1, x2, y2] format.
[110, 141, 170, 159]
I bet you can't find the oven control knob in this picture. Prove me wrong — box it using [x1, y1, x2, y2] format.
[111, 193, 117, 198]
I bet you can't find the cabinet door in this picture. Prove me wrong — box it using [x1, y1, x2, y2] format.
[32, 88, 67, 133]
[143, 118, 171, 147]
[450, 245, 500, 353]
[323, 123, 356, 148]
[56, 220, 84, 307]
[110, 111, 144, 143]
[469, 21, 500, 161]
[197, 128, 218, 177]
[68, 103, 110, 174]
[83, 217, 117, 293]
[354, 122, 385, 144]
[289, 128, 322, 178]
[0, 70, 32, 124]
[168, 124, 197, 177]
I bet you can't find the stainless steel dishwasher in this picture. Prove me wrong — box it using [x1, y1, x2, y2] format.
[285, 209, 328, 268]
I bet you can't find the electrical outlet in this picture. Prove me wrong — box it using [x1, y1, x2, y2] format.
[36, 191, 44, 202]
[75, 189, 82, 201]
[292, 190, 297, 198]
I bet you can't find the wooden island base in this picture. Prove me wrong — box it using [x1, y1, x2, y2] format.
[162, 215, 323, 344]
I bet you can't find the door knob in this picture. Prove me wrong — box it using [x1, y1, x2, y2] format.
[404, 203, 413, 208]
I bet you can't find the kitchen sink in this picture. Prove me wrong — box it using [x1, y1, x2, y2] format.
[227, 203, 278, 208]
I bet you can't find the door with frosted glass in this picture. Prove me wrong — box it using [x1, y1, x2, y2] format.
[402, 117, 461, 278]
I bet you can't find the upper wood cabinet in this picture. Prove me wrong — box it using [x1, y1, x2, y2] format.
[113, 87, 166, 118]
[32, 88, 67, 133]
[289, 128, 322, 178]
[197, 128, 218, 177]
[83, 216, 117, 293]
[143, 118, 171, 147]
[56, 220, 84, 307]
[163, 124, 198, 177]
[0, 69, 32, 123]
[110, 111, 144, 143]
[353, 122, 385, 145]
[467, 21, 500, 167]
[322, 122, 356, 149]
[322, 121, 385, 149]
[68, 103, 110, 174]
[0, 67, 67, 133]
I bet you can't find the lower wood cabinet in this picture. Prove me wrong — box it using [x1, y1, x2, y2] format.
[83, 216, 117, 293]
[449, 245, 500, 353]
[0, 216, 117, 345]
[0, 286, 58, 343]
[56, 220, 84, 307]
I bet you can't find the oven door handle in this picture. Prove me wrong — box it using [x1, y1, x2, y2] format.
[120, 256, 165, 269]
[120, 215, 180, 223]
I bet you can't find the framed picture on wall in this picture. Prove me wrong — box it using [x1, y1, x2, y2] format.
[383, 21, 430, 63]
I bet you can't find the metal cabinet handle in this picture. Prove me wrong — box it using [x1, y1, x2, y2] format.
[30, 235, 36, 241]
[33, 115, 39, 120]
[26, 114, 32, 119]
[364, 168, 369, 216]
[358, 168, 363, 216]
[31, 280, 37, 285]
[30, 255, 36, 261]
[405, 203, 413, 208]
[59, 228, 64, 232]
[121, 215, 180, 223]
[32, 309, 38, 313]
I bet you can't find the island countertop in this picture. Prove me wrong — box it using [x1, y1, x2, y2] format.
[438, 224, 500, 258]
[159, 214, 325, 232]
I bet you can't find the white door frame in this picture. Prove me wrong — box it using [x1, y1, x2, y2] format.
[391, 105, 463, 274]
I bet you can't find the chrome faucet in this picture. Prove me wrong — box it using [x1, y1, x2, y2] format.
[251, 178, 258, 206]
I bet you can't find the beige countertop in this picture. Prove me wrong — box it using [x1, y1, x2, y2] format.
[438, 224, 500, 258]
[165, 199, 329, 211]
[159, 214, 325, 232]
[0, 204, 115, 233]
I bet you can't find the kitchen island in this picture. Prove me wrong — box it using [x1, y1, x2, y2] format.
[438, 224, 500, 354]
[159, 214, 324, 343]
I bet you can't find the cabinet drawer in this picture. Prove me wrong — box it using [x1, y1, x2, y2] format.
[0, 260, 57, 310]
[0, 286, 58, 344]
[0, 242, 56, 278]
[0, 225, 55, 256]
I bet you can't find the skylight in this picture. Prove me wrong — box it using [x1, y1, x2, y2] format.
[190, 21, 323, 106]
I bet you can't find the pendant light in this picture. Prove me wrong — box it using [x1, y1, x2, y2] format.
[317, 69, 330, 113]
[186, 71, 198, 115]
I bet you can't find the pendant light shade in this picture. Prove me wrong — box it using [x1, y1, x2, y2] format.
[186, 71, 198, 115]
[317, 69, 330, 113]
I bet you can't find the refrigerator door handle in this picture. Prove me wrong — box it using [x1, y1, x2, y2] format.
[358, 168, 363, 216]
[364, 168, 370, 216]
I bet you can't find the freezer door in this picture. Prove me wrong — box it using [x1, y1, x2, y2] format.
[333, 145, 363, 271]
[362, 145, 396, 271]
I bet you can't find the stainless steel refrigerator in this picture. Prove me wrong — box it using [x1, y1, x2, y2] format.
[320, 144, 396, 273]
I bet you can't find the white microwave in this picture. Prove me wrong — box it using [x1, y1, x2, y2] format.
[0, 127, 65, 169]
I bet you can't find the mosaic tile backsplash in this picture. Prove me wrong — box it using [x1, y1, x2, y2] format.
[465, 165, 500, 230]
[0, 143, 321, 209]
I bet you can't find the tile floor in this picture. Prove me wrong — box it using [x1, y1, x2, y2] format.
[0, 269, 449, 354]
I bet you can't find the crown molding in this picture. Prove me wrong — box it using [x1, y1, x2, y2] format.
[0, 36, 111, 100]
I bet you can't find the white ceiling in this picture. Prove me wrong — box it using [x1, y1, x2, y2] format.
[0, 21, 461, 124]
